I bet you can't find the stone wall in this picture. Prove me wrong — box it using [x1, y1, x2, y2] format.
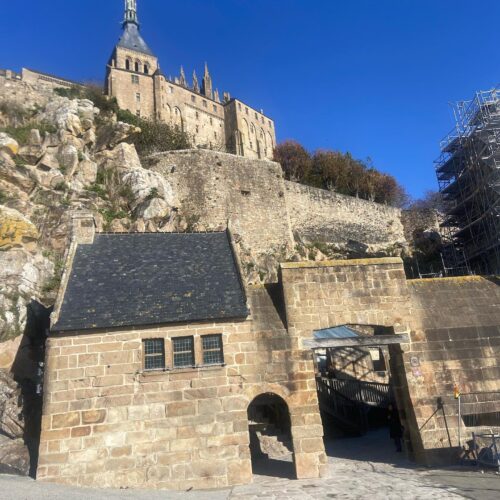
[404, 276, 500, 464]
[37, 287, 327, 489]
[284, 182, 406, 257]
[146, 150, 408, 270]
[146, 150, 294, 258]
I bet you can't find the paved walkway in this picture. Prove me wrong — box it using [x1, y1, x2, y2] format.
[1, 430, 499, 499]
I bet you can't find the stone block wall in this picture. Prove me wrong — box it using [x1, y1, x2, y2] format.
[146, 150, 408, 264]
[284, 182, 406, 256]
[37, 288, 326, 489]
[146, 150, 294, 257]
[404, 276, 500, 464]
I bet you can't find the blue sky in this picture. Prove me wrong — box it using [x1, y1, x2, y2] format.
[2, 0, 499, 199]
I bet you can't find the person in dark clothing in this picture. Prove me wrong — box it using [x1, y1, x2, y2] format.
[388, 404, 403, 452]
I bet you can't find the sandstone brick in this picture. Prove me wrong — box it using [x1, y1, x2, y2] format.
[166, 401, 197, 417]
[71, 426, 91, 438]
[82, 409, 106, 425]
[52, 412, 80, 429]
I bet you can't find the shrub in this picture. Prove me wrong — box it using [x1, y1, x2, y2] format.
[42, 258, 64, 295]
[129, 119, 191, 156]
[0, 190, 8, 204]
[0, 121, 57, 145]
[274, 140, 409, 207]
[99, 208, 128, 230]
[0, 100, 31, 126]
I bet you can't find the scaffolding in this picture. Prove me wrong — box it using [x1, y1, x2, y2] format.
[435, 88, 500, 275]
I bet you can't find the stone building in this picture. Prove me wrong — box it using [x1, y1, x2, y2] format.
[37, 209, 500, 490]
[105, 0, 276, 159]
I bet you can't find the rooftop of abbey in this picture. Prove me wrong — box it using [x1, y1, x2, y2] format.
[0, 0, 498, 497]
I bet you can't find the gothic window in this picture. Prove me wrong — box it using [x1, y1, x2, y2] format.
[202, 335, 224, 365]
[250, 124, 255, 135]
[203, 100, 207, 108]
[172, 336, 195, 368]
[144, 64, 149, 75]
[135, 61, 140, 72]
[213, 105, 217, 113]
[143, 339, 165, 371]
[125, 59, 131, 70]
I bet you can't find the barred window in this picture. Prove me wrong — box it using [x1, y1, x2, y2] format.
[173, 336, 194, 368]
[202, 334, 224, 365]
[131, 74, 139, 84]
[143, 339, 165, 371]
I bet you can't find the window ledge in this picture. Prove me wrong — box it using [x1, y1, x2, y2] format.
[139, 363, 225, 378]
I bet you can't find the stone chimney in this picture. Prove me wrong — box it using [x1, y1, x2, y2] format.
[72, 211, 95, 245]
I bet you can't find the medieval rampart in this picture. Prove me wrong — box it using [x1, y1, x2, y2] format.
[146, 150, 407, 260]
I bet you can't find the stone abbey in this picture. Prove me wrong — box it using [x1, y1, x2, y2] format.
[106, 0, 277, 159]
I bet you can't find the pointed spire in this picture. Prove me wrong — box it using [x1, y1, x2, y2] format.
[192, 70, 200, 93]
[179, 66, 187, 87]
[123, 0, 139, 27]
[202, 62, 213, 99]
[214, 89, 220, 103]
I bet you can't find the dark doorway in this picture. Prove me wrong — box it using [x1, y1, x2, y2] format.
[247, 393, 295, 479]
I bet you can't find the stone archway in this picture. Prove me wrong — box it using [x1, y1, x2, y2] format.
[247, 393, 295, 479]
[306, 323, 413, 457]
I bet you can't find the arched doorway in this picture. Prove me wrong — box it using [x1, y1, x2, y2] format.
[247, 393, 295, 479]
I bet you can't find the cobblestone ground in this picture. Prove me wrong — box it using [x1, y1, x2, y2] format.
[1, 430, 499, 499]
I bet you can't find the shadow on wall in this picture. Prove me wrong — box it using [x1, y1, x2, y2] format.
[11, 300, 52, 478]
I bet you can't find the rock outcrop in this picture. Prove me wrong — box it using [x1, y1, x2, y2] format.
[0, 370, 29, 476]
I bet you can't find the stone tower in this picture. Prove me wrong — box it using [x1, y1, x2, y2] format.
[105, 0, 159, 117]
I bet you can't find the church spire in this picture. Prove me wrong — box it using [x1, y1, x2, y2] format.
[123, 0, 139, 27]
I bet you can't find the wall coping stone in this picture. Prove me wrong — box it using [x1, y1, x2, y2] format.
[281, 257, 403, 270]
[408, 276, 494, 285]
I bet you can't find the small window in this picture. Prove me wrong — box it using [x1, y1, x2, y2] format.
[210, 117, 213, 125]
[131, 74, 139, 84]
[136, 93, 141, 102]
[214, 131, 217, 139]
[125, 59, 131, 70]
[144, 64, 149, 75]
[255, 112, 258, 119]
[261, 116, 264, 124]
[135, 62, 140, 72]
[245, 107, 248, 115]
[169, 86, 174, 94]
[191, 95, 196, 103]
[203, 100, 207, 108]
[213, 105, 217, 113]
[143, 339, 165, 371]
[269, 120, 272, 127]
[196, 125, 199, 133]
[202, 335, 224, 365]
[196, 111, 199, 119]
[173, 336, 195, 368]
[238, 103, 242, 111]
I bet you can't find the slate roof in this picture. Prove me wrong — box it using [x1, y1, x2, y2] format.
[52, 232, 249, 333]
[117, 23, 154, 56]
